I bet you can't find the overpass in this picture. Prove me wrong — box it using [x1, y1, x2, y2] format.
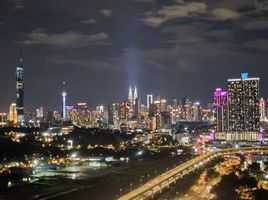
[118, 146, 268, 200]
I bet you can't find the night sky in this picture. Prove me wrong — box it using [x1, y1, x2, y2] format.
[0, 0, 268, 112]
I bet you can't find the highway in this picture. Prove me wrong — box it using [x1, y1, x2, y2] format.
[118, 146, 268, 200]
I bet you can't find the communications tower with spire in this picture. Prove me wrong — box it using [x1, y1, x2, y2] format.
[62, 81, 67, 121]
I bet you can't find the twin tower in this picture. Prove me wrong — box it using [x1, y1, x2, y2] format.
[128, 86, 138, 108]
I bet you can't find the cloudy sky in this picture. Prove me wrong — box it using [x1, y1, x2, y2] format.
[0, 0, 268, 111]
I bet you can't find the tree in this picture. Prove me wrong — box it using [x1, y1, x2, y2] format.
[212, 173, 239, 200]
[248, 162, 260, 172]
[240, 176, 258, 189]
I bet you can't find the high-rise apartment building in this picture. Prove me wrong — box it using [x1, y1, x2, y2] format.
[213, 88, 228, 132]
[119, 100, 131, 120]
[66, 103, 92, 127]
[228, 73, 260, 132]
[260, 98, 266, 121]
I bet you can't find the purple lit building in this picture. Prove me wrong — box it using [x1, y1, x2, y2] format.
[214, 74, 262, 142]
[213, 88, 228, 132]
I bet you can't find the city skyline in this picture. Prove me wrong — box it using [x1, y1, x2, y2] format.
[0, 0, 268, 112]
[1, 50, 267, 113]
[1, 1, 268, 199]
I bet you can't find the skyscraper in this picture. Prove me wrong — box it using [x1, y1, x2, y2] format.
[192, 102, 202, 121]
[9, 103, 18, 125]
[147, 94, 153, 109]
[134, 97, 141, 117]
[160, 99, 167, 112]
[119, 100, 131, 120]
[16, 50, 24, 125]
[153, 99, 162, 128]
[260, 98, 266, 122]
[46, 111, 54, 126]
[133, 86, 138, 105]
[171, 99, 179, 123]
[71, 103, 91, 127]
[228, 73, 260, 132]
[213, 88, 228, 132]
[36, 106, 44, 119]
[62, 81, 67, 121]
[128, 86, 133, 108]
[181, 98, 191, 120]
[108, 103, 119, 125]
[128, 85, 138, 108]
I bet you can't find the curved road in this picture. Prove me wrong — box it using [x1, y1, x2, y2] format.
[118, 146, 268, 200]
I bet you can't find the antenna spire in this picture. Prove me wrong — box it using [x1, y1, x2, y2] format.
[20, 48, 23, 66]
[63, 81, 66, 91]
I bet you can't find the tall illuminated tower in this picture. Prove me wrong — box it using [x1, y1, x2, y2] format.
[62, 81, 67, 121]
[128, 86, 133, 108]
[16, 49, 24, 125]
[228, 73, 260, 132]
[133, 86, 138, 105]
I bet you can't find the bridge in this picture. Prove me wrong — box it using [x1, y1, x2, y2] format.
[118, 146, 268, 200]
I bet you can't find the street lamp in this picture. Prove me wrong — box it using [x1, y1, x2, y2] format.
[130, 183, 133, 191]
[140, 178, 143, 186]
[119, 188, 122, 196]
